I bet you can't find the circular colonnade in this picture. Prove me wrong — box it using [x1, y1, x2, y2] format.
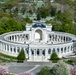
[0, 23, 76, 61]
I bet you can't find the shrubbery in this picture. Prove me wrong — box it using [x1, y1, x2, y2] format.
[0, 19, 23, 34]
[71, 66, 76, 75]
[51, 52, 59, 63]
[52, 61, 71, 75]
[17, 49, 25, 62]
[39, 66, 54, 75]
[0, 66, 8, 75]
[24, 16, 33, 23]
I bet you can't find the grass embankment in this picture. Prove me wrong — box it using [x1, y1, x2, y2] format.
[0, 53, 17, 62]
[65, 59, 76, 65]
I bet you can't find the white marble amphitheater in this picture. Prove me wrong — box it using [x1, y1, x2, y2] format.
[0, 22, 76, 61]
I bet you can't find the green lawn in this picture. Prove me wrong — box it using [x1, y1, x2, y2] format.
[65, 59, 76, 65]
[0, 53, 17, 59]
[0, 52, 17, 62]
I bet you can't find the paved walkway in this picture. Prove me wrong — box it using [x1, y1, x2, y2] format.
[27, 65, 40, 72]
[0, 61, 54, 74]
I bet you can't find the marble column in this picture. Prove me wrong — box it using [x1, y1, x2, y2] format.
[33, 49, 35, 61]
[9, 45, 10, 52]
[6, 44, 7, 52]
[3, 44, 5, 51]
[12, 46, 14, 53]
[35, 49, 37, 56]
[45, 49, 48, 58]
[29, 48, 31, 60]
[14, 35, 15, 41]
[59, 48, 61, 54]
[1, 43, 2, 50]
[16, 46, 17, 53]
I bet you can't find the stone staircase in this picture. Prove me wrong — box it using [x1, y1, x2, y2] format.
[27, 56, 49, 62]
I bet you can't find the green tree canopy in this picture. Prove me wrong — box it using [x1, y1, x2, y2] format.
[24, 16, 33, 23]
[37, 6, 51, 19]
[0, 18, 23, 34]
[51, 52, 59, 63]
[39, 67, 54, 75]
[17, 48, 25, 62]
[52, 61, 71, 75]
[2, 19, 22, 31]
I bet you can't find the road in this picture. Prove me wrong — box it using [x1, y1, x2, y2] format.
[3, 61, 54, 75]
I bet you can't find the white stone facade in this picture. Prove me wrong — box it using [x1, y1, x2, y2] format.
[0, 22, 76, 61]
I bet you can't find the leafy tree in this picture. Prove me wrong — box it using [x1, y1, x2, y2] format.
[2, 0, 19, 17]
[52, 61, 71, 75]
[0, 27, 5, 34]
[13, 6, 19, 15]
[0, 10, 10, 18]
[44, 0, 51, 6]
[37, 13, 41, 20]
[37, 6, 51, 19]
[17, 48, 25, 62]
[52, 8, 74, 33]
[0, 17, 9, 23]
[45, 20, 51, 24]
[24, 16, 32, 23]
[51, 52, 59, 63]
[39, 66, 54, 75]
[50, 7, 56, 17]
[55, 0, 74, 7]
[21, 7, 25, 15]
[62, 9, 74, 26]
[0, 66, 8, 75]
[71, 66, 76, 75]
[0, 17, 25, 34]
[2, 19, 22, 31]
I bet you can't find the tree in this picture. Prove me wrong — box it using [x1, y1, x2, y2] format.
[50, 7, 56, 17]
[0, 10, 10, 18]
[53, 8, 74, 33]
[71, 66, 76, 75]
[2, 19, 22, 31]
[13, 6, 19, 15]
[0, 27, 5, 34]
[55, 0, 74, 7]
[44, 0, 51, 6]
[2, 0, 19, 17]
[0, 17, 9, 23]
[0, 66, 8, 75]
[51, 52, 59, 63]
[39, 66, 54, 75]
[62, 9, 74, 26]
[37, 13, 41, 20]
[37, 6, 51, 19]
[17, 48, 25, 62]
[0, 18, 23, 34]
[24, 16, 32, 23]
[52, 61, 71, 75]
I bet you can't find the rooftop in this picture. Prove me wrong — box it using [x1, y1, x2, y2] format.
[32, 23, 46, 28]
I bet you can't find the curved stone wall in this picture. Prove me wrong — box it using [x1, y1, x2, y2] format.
[0, 31, 76, 61]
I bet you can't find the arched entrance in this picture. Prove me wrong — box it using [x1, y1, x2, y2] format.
[35, 29, 42, 41]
